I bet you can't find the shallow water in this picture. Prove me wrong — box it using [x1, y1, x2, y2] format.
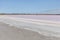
[8, 15, 60, 22]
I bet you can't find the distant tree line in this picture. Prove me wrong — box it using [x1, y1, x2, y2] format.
[0, 13, 60, 15]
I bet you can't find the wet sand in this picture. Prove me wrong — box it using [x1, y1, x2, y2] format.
[0, 22, 60, 40]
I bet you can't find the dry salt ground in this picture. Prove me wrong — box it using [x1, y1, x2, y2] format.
[0, 15, 60, 40]
[0, 22, 60, 40]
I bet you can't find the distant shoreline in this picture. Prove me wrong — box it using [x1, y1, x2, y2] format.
[0, 14, 60, 15]
[0, 13, 60, 15]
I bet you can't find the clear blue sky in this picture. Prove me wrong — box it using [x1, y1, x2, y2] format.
[0, 0, 60, 13]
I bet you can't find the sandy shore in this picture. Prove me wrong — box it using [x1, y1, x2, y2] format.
[0, 22, 60, 40]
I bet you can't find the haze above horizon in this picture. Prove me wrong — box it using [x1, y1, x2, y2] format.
[0, 0, 60, 14]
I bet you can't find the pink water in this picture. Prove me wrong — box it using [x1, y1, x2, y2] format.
[8, 15, 60, 22]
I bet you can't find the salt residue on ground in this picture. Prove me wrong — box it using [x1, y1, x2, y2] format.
[0, 22, 60, 40]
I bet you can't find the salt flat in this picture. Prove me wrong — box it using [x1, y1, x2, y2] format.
[0, 15, 60, 40]
[0, 22, 60, 40]
[0, 22, 41, 40]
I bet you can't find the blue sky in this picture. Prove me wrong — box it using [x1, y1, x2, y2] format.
[0, 0, 60, 13]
